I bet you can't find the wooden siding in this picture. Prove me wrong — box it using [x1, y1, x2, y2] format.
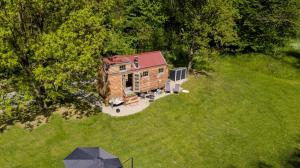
[106, 63, 131, 98]
[107, 74, 123, 98]
[139, 65, 168, 92]
[106, 64, 168, 99]
[106, 63, 131, 75]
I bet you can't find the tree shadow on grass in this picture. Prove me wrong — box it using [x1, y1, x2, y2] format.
[256, 161, 274, 168]
[226, 164, 238, 168]
[284, 137, 300, 168]
[226, 162, 274, 168]
[0, 92, 102, 132]
[284, 51, 300, 59]
[279, 50, 300, 69]
[56, 92, 102, 120]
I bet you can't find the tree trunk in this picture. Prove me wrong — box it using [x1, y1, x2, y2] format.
[6, 2, 47, 111]
[187, 60, 193, 72]
[27, 71, 47, 110]
[96, 65, 111, 106]
[187, 33, 195, 72]
[21, 53, 47, 110]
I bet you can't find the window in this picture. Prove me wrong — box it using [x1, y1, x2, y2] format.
[119, 65, 126, 71]
[158, 68, 164, 74]
[142, 71, 149, 77]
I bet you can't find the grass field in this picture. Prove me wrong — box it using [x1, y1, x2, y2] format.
[0, 53, 300, 168]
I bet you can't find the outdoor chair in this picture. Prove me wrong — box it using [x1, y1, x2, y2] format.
[173, 84, 180, 94]
[139, 93, 146, 99]
[165, 82, 171, 93]
[149, 94, 155, 100]
[155, 89, 162, 95]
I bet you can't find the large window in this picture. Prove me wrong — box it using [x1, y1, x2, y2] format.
[119, 65, 126, 71]
[142, 71, 149, 77]
[158, 68, 164, 74]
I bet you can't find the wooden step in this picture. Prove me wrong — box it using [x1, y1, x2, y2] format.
[124, 96, 138, 103]
[124, 95, 139, 105]
[124, 99, 139, 105]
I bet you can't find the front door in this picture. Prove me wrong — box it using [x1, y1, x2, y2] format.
[126, 74, 133, 89]
[133, 73, 140, 92]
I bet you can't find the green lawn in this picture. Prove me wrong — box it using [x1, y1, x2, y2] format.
[1, 55, 300, 168]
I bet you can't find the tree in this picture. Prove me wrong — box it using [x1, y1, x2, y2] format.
[235, 0, 300, 52]
[162, 0, 238, 71]
[0, 0, 84, 109]
[117, 0, 167, 52]
[0, 0, 132, 112]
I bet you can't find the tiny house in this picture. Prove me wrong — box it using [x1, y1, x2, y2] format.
[100, 51, 169, 104]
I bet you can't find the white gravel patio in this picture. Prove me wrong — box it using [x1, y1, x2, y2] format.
[102, 93, 165, 117]
[102, 79, 188, 117]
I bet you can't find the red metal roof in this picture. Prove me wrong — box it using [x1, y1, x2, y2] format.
[102, 56, 130, 65]
[103, 51, 167, 70]
[128, 51, 167, 69]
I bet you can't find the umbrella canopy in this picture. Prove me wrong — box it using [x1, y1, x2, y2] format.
[64, 147, 122, 168]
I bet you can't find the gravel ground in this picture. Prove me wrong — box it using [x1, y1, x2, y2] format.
[102, 79, 188, 117]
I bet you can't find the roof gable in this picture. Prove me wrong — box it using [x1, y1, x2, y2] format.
[102, 51, 167, 70]
[64, 147, 117, 160]
[102, 56, 130, 65]
[128, 51, 167, 70]
[64, 147, 98, 160]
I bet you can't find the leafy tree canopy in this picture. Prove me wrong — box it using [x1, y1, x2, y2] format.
[0, 0, 299, 121]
